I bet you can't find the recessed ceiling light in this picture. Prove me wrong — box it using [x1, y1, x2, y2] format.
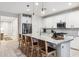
[68, 3, 72, 6]
[26, 9, 30, 11]
[52, 8, 56, 11]
[35, 2, 39, 6]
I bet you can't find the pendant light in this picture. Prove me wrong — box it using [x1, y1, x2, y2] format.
[41, 2, 46, 15]
[32, 2, 35, 15]
[26, 4, 30, 11]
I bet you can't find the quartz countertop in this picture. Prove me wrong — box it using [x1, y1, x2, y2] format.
[23, 34, 74, 45]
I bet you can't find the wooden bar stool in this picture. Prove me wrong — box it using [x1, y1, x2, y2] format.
[31, 37, 39, 57]
[20, 35, 26, 54]
[18, 34, 22, 48]
[38, 40, 56, 57]
[24, 36, 32, 57]
[25, 36, 39, 57]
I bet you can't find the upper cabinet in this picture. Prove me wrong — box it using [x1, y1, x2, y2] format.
[67, 11, 79, 28]
[43, 10, 79, 28]
[21, 14, 32, 24]
[43, 13, 68, 28]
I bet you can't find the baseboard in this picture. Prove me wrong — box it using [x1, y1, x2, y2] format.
[71, 47, 79, 51]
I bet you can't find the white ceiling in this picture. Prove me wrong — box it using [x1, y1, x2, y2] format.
[0, 2, 79, 16]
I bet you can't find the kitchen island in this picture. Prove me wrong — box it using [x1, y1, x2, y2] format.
[22, 34, 73, 57]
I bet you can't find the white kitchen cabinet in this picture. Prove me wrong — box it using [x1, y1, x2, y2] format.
[43, 11, 79, 28]
[66, 11, 79, 28]
[21, 16, 32, 24]
[56, 42, 70, 57]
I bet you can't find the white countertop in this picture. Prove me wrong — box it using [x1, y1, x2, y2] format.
[23, 34, 74, 45]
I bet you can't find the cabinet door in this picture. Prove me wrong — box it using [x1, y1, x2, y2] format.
[61, 42, 70, 57]
[57, 42, 70, 57]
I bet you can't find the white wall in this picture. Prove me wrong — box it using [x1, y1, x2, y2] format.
[0, 21, 12, 35]
[18, 14, 22, 34]
[43, 10, 79, 28]
[32, 15, 42, 35]
[11, 18, 18, 39]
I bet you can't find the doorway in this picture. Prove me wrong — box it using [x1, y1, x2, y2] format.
[0, 16, 18, 40]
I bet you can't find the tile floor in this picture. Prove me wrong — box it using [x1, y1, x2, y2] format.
[0, 39, 79, 57]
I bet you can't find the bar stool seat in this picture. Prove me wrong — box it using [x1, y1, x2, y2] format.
[40, 46, 56, 57]
[31, 38, 39, 57]
[38, 40, 56, 57]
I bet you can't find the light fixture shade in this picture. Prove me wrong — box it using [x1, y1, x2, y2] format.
[26, 9, 30, 11]
[41, 2, 46, 15]
[41, 10, 45, 15]
[32, 2, 35, 16]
